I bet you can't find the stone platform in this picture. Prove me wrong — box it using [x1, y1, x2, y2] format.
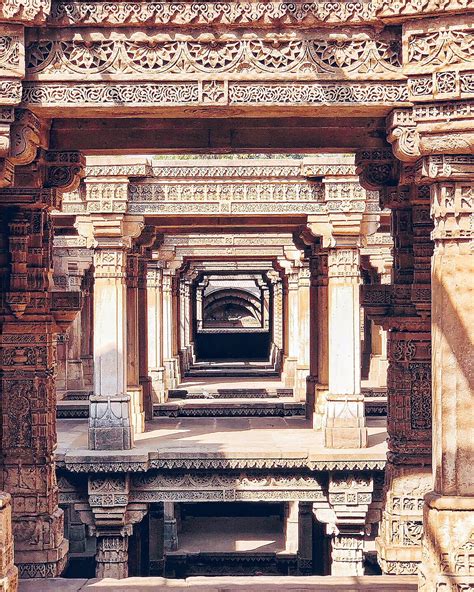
[19, 575, 418, 591]
[56, 417, 387, 472]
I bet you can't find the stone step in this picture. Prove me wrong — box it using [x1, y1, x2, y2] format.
[19, 575, 418, 591]
[169, 388, 293, 400]
[185, 369, 279, 378]
[57, 400, 89, 419]
[153, 399, 306, 418]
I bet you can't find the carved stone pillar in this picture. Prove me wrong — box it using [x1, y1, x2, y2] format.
[326, 472, 374, 576]
[163, 502, 178, 552]
[284, 501, 299, 554]
[325, 247, 367, 449]
[297, 502, 313, 575]
[309, 248, 329, 429]
[296, 263, 311, 402]
[96, 534, 130, 579]
[417, 156, 474, 592]
[282, 268, 299, 390]
[52, 240, 93, 398]
[0, 148, 85, 578]
[147, 262, 165, 404]
[75, 214, 145, 450]
[267, 269, 283, 371]
[362, 182, 433, 576]
[162, 267, 180, 391]
[0, 493, 17, 591]
[331, 532, 365, 576]
[86, 474, 147, 579]
[126, 253, 144, 435]
[138, 257, 153, 420]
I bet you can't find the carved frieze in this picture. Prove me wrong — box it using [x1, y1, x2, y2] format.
[21, 79, 409, 108]
[25, 33, 402, 80]
[48, 1, 379, 27]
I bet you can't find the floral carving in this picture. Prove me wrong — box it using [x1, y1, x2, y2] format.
[26, 35, 402, 78]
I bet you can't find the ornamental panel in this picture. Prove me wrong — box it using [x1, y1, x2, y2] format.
[25, 33, 402, 80]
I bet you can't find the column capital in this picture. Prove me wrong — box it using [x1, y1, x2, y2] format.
[327, 247, 360, 280]
[74, 213, 145, 249]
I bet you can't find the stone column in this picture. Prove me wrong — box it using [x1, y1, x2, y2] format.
[63, 256, 93, 396]
[126, 253, 144, 435]
[297, 502, 313, 575]
[147, 262, 165, 403]
[362, 183, 433, 576]
[138, 257, 153, 420]
[163, 502, 178, 552]
[267, 269, 284, 371]
[418, 157, 474, 592]
[0, 493, 17, 591]
[96, 534, 130, 579]
[325, 471, 374, 576]
[283, 267, 300, 390]
[308, 248, 329, 429]
[325, 247, 367, 448]
[0, 148, 84, 578]
[76, 214, 144, 450]
[296, 263, 311, 402]
[80, 268, 94, 392]
[162, 268, 180, 391]
[284, 501, 299, 554]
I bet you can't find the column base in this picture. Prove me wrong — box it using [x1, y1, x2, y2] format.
[376, 463, 431, 576]
[324, 394, 367, 448]
[89, 395, 133, 450]
[14, 507, 68, 578]
[295, 366, 310, 402]
[164, 518, 178, 552]
[128, 386, 145, 435]
[66, 359, 85, 391]
[282, 357, 297, 388]
[419, 493, 474, 592]
[140, 376, 153, 421]
[96, 534, 129, 579]
[331, 532, 364, 576]
[150, 368, 166, 403]
[16, 539, 68, 579]
[164, 358, 180, 391]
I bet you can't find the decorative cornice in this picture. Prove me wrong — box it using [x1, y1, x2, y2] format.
[60, 455, 386, 473]
[47, 1, 379, 27]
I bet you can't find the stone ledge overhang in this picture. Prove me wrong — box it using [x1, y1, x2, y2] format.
[56, 451, 387, 474]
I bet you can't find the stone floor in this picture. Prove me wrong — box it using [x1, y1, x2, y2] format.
[56, 416, 387, 466]
[176, 516, 284, 553]
[19, 575, 418, 591]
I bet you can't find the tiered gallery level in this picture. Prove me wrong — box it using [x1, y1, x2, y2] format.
[0, 1, 473, 590]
